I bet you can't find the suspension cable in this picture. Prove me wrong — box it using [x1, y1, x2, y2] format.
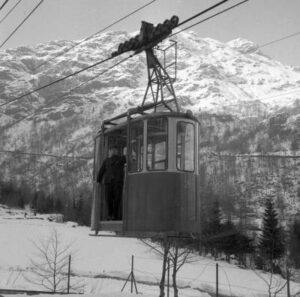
[0, 149, 92, 160]
[0, 54, 135, 132]
[171, 0, 249, 38]
[0, 0, 245, 109]
[0, 0, 44, 49]
[0, 55, 115, 108]
[34, 0, 157, 70]
[0, 0, 9, 12]
[259, 30, 300, 49]
[0, 0, 23, 25]
[176, 0, 229, 28]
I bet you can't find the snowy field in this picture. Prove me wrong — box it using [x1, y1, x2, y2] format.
[0, 205, 300, 297]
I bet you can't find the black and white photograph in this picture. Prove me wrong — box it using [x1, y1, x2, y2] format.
[0, 1, 300, 296]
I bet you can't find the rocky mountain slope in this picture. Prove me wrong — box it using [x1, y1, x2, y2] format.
[0, 30, 300, 224]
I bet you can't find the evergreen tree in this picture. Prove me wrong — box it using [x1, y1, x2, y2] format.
[54, 198, 63, 213]
[75, 196, 84, 225]
[290, 138, 299, 151]
[219, 220, 236, 260]
[202, 199, 222, 256]
[258, 198, 285, 263]
[203, 199, 222, 235]
[18, 196, 25, 208]
[218, 220, 254, 263]
[31, 191, 38, 211]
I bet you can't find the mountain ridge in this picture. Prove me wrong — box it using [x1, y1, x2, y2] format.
[0, 30, 299, 223]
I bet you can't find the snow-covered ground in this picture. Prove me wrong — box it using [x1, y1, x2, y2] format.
[0, 205, 299, 297]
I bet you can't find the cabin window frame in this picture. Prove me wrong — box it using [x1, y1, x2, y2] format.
[146, 117, 169, 171]
[128, 120, 144, 173]
[176, 121, 195, 172]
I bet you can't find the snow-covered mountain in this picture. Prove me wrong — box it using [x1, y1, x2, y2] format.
[1, 31, 300, 150]
[0, 30, 299, 222]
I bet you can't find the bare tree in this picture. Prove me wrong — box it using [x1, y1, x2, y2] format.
[168, 240, 193, 297]
[141, 237, 170, 297]
[253, 268, 287, 297]
[25, 228, 83, 293]
[141, 236, 195, 297]
[293, 291, 300, 297]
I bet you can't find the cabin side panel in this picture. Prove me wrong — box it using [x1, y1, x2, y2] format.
[126, 172, 200, 233]
[175, 173, 200, 233]
[126, 173, 180, 232]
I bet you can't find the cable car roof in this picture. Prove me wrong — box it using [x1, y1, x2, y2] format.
[96, 109, 199, 136]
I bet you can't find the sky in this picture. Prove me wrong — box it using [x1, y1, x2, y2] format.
[0, 0, 300, 67]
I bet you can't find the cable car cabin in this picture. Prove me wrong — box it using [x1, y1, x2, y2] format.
[91, 109, 201, 236]
[90, 15, 200, 236]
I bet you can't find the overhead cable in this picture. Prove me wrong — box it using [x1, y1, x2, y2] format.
[0, 55, 115, 108]
[171, 0, 249, 38]
[0, 54, 135, 159]
[0, 0, 44, 49]
[176, 0, 229, 28]
[1, 0, 243, 109]
[0, 0, 23, 25]
[2, 26, 300, 130]
[209, 152, 300, 159]
[259, 31, 300, 49]
[34, 0, 157, 70]
[0, 0, 251, 113]
[0, 0, 9, 12]
[254, 87, 300, 100]
[0, 149, 92, 160]
[0, 54, 135, 132]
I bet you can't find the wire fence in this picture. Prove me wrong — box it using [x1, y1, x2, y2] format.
[1, 254, 299, 297]
[113, 255, 298, 297]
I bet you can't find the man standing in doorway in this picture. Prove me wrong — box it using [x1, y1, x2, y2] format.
[97, 145, 126, 220]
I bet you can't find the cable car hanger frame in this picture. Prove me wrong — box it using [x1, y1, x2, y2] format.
[111, 15, 180, 114]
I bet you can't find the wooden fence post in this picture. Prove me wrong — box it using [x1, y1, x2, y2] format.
[216, 263, 219, 297]
[287, 267, 291, 297]
[67, 255, 71, 294]
[167, 257, 170, 297]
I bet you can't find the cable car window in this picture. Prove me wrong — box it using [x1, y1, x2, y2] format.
[147, 118, 168, 170]
[177, 122, 195, 171]
[129, 121, 144, 172]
